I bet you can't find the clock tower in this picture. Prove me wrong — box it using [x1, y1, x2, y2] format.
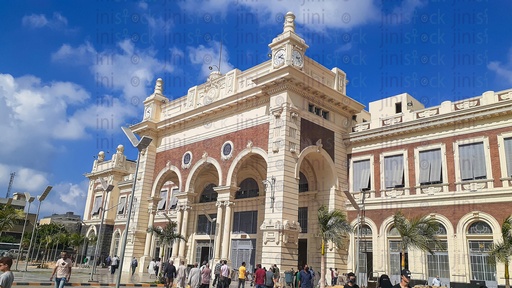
[269, 12, 309, 70]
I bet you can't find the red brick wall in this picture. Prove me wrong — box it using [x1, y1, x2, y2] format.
[153, 123, 270, 188]
[347, 202, 511, 233]
[350, 126, 512, 193]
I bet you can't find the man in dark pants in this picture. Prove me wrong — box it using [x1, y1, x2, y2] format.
[162, 260, 177, 288]
[213, 260, 223, 287]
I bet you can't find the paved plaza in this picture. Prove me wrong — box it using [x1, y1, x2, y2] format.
[10, 261, 164, 287]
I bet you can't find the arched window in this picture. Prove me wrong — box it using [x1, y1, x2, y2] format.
[236, 178, 259, 199]
[112, 232, 120, 256]
[466, 221, 496, 284]
[355, 224, 373, 286]
[427, 223, 449, 283]
[199, 184, 218, 203]
[468, 221, 493, 234]
[299, 172, 309, 192]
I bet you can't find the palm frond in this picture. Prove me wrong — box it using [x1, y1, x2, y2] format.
[318, 205, 351, 249]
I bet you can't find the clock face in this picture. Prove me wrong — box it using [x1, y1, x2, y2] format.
[292, 50, 304, 67]
[144, 106, 152, 118]
[273, 49, 286, 67]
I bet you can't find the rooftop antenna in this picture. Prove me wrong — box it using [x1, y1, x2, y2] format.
[208, 41, 223, 73]
[6, 172, 15, 198]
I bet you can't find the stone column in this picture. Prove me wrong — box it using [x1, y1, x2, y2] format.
[140, 197, 161, 272]
[220, 201, 234, 260]
[178, 205, 191, 260]
[172, 208, 183, 259]
[213, 201, 224, 261]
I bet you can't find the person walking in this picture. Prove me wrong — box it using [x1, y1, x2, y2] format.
[189, 263, 201, 288]
[219, 260, 230, 288]
[213, 260, 223, 287]
[0, 257, 14, 288]
[265, 267, 274, 288]
[298, 266, 312, 288]
[131, 257, 138, 276]
[238, 262, 248, 288]
[254, 264, 266, 288]
[176, 260, 188, 288]
[163, 259, 177, 288]
[155, 258, 161, 277]
[110, 255, 119, 274]
[148, 259, 156, 278]
[200, 263, 212, 288]
[50, 251, 72, 288]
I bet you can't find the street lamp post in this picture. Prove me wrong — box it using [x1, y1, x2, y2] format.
[89, 178, 114, 282]
[24, 186, 52, 271]
[15, 193, 35, 271]
[116, 126, 152, 288]
[203, 211, 216, 265]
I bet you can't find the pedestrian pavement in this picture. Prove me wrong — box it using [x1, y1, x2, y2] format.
[10, 263, 165, 287]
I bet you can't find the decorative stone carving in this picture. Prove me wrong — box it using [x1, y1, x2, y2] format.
[353, 123, 370, 132]
[382, 116, 402, 126]
[454, 100, 479, 110]
[421, 186, 442, 195]
[462, 182, 486, 192]
[499, 92, 512, 101]
[385, 189, 404, 198]
[316, 139, 323, 152]
[246, 141, 253, 151]
[154, 78, 164, 95]
[417, 108, 439, 118]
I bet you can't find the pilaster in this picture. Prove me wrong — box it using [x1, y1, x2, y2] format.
[140, 196, 161, 272]
[261, 94, 301, 269]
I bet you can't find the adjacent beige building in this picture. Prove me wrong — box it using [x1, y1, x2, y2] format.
[82, 11, 512, 288]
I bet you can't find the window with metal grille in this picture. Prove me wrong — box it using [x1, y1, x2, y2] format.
[232, 211, 258, 234]
[298, 207, 308, 233]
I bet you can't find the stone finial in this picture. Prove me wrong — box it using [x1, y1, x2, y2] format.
[154, 78, 164, 95]
[283, 12, 295, 33]
[117, 144, 124, 154]
[98, 151, 105, 162]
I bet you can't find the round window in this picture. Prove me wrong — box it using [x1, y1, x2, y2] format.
[222, 143, 232, 156]
[183, 152, 192, 165]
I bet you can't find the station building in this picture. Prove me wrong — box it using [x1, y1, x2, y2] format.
[82, 11, 512, 288]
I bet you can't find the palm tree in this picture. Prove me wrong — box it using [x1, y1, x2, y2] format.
[0, 204, 24, 237]
[392, 211, 442, 269]
[69, 233, 86, 267]
[317, 205, 352, 288]
[147, 214, 185, 261]
[490, 216, 512, 288]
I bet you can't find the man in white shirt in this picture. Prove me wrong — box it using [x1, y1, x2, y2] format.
[50, 252, 72, 288]
[220, 260, 230, 288]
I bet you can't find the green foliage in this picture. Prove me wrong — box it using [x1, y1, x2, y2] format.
[147, 214, 185, 260]
[0, 204, 24, 236]
[392, 211, 442, 269]
[317, 205, 351, 250]
[489, 216, 512, 288]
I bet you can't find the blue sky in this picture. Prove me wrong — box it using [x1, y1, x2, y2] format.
[1, 0, 512, 219]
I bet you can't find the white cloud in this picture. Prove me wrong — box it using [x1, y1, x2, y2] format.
[488, 47, 512, 85]
[22, 12, 69, 30]
[37, 181, 88, 218]
[176, 0, 430, 32]
[187, 41, 235, 80]
[52, 40, 174, 101]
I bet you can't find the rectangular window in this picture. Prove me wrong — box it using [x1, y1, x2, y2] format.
[170, 188, 179, 209]
[395, 102, 402, 113]
[353, 159, 371, 192]
[384, 155, 404, 188]
[298, 207, 308, 233]
[196, 214, 217, 235]
[308, 104, 314, 113]
[459, 142, 487, 181]
[419, 149, 443, 185]
[92, 195, 103, 216]
[117, 197, 126, 215]
[232, 211, 258, 234]
[158, 190, 167, 210]
[504, 138, 512, 177]
[427, 240, 449, 279]
[322, 111, 329, 120]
